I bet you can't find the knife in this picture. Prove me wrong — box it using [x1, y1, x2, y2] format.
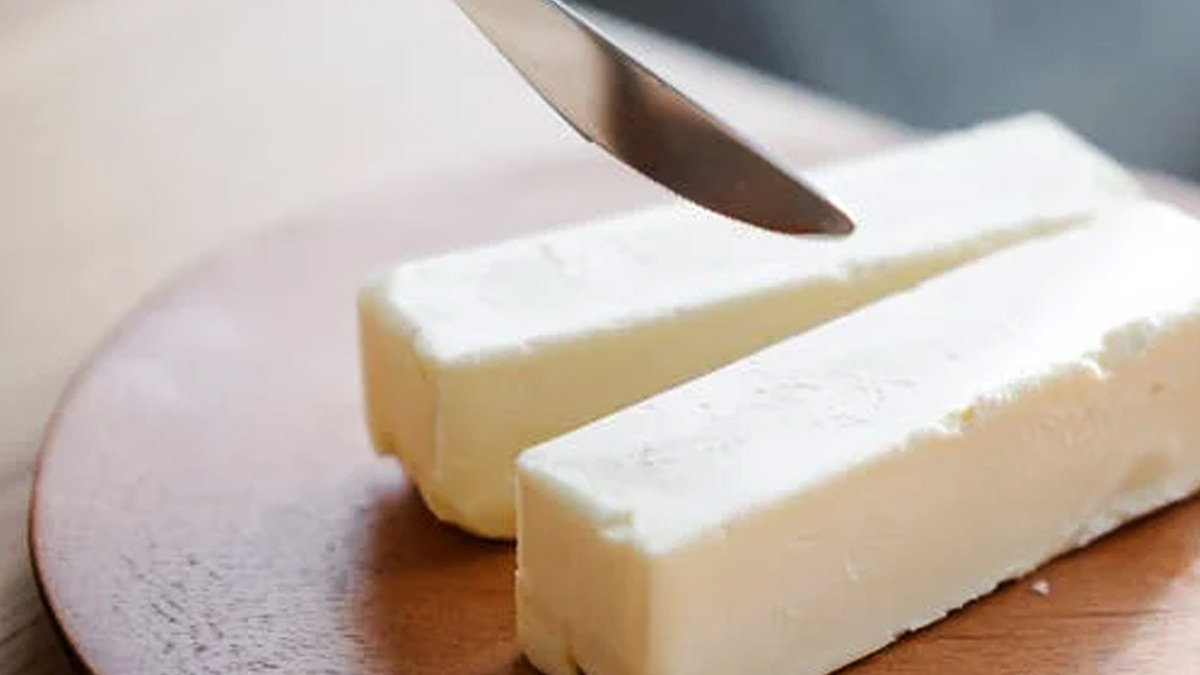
[448, 0, 855, 236]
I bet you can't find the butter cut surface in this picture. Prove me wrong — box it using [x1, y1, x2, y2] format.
[516, 202, 1200, 675]
[359, 113, 1139, 538]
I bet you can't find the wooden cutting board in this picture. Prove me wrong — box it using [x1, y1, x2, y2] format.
[29, 147, 1200, 674]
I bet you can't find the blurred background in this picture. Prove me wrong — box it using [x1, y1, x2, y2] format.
[587, 0, 1200, 179]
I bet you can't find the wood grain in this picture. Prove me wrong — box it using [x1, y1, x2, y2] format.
[28, 150, 1200, 674]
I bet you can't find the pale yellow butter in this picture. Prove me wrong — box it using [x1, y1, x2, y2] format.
[359, 114, 1138, 538]
[517, 202, 1200, 675]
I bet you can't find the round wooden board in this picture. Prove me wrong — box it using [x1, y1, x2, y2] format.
[30, 150, 1200, 674]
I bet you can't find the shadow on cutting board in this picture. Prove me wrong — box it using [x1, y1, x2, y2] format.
[354, 475, 536, 675]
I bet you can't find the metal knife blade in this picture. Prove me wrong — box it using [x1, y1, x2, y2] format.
[449, 0, 855, 236]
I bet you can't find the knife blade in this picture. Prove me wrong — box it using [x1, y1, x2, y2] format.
[449, 0, 855, 236]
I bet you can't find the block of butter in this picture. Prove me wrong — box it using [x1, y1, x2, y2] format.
[516, 201, 1200, 675]
[359, 113, 1138, 538]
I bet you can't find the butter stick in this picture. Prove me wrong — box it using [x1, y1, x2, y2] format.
[516, 201, 1200, 675]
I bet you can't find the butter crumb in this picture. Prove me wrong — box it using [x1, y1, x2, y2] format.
[1030, 579, 1051, 596]
[958, 406, 977, 426]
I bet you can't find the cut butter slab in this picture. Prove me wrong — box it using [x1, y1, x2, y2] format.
[516, 201, 1200, 675]
[359, 113, 1138, 538]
